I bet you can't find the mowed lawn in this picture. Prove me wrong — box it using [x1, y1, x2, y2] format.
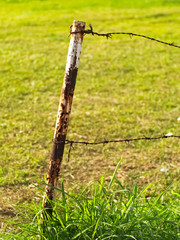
[0, 0, 180, 220]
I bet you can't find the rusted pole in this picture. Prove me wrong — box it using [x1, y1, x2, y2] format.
[42, 20, 85, 216]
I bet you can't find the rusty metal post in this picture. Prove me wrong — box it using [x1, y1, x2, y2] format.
[42, 20, 85, 215]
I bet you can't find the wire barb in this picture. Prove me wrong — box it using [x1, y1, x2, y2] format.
[67, 142, 73, 162]
[70, 25, 180, 49]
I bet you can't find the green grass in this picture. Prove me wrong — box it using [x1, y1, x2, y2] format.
[1, 0, 180, 9]
[1, 164, 180, 239]
[0, 0, 180, 228]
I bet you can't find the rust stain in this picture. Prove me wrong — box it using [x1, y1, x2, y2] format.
[42, 21, 85, 216]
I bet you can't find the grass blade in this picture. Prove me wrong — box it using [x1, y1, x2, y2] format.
[108, 159, 122, 191]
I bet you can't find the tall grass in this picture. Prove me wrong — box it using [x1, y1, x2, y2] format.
[2, 163, 180, 240]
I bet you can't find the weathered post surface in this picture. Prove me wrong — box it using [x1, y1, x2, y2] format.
[42, 20, 85, 215]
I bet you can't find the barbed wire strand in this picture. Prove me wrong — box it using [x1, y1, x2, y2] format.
[53, 135, 180, 161]
[70, 24, 180, 49]
[66, 135, 180, 161]
[65, 135, 180, 145]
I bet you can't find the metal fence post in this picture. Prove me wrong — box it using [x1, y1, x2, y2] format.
[42, 20, 85, 216]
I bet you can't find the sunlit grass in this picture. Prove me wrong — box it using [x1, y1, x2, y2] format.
[0, 0, 180, 225]
[2, 163, 180, 239]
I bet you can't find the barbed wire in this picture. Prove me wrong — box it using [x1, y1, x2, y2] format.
[70, 24, 180, 49]
[52, 134, 180, 161]
[65, 134, 180, 146]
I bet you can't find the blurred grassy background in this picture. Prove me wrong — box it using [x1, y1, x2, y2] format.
[0, 0, 179, 219]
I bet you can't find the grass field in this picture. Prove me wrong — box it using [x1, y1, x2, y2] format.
[0, 0, 180, 235]
[2, 166, 180, 239]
